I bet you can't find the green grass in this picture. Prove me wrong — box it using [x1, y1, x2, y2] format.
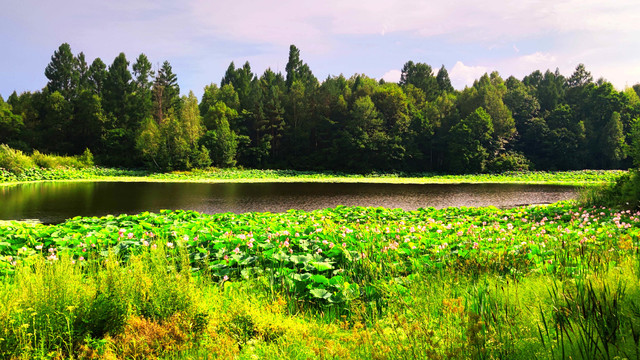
[0, 203, 639, 359]
[0, 167, 627, 187]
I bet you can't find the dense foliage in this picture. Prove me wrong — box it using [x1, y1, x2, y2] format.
[581, 168, 640, 209]
[0, 204, 639, 358]
[2, 44, 640, 173]
[1, 203, 637, 282]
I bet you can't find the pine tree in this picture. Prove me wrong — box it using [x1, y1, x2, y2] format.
[436, 65, 454, 93]
[44, 43, 75, 99]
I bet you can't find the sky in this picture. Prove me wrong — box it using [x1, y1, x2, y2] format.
[2, 0, 640, 99]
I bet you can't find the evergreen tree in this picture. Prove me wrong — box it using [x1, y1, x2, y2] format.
[73, 52, 90, 93]
[88, 58, 108, 96]
[153, 60, 181, 122]
[537, 69, 565, 113]
[567, 64, 593, 88]
[261, 69, 286, 162]
[399, 61, 439, 101]
[44, 43, 75, 99]
[103, 53, 132, 127]
[343, 95, 386, 171]
[503, 77, 540, 137]
[285, 44, 318, 91]
[221, 61, 254, 111]
[436, 65, 454, 94]
[131, 54, 154, 125]
[101, 53, 135, 165]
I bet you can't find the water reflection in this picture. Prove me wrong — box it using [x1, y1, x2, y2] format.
[0, 181, 578, 224]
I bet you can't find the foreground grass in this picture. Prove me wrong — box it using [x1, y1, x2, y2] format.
[0, 203, 639, 359]
[0, 167, 627, 186]
[3, 252, 639, 360]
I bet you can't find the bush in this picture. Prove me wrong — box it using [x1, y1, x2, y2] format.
[31, 150, 60, 169]
[21, 147, 94, 171]
[486, 152, 531, 173]
[78, 148, 94, 167]
[0, 144, 35, 174]
[580, 169, 640, 209]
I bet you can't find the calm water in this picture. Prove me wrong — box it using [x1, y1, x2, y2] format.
[0, 181, 578, 224]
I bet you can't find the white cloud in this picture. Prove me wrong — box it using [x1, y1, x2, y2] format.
[519, 52, 557, 64]
[381, 69, 401, 83]
[491, 52, 563, 80]
[4, 0, 640, 96]
[189, 0, 640, 47]
[450, 61, 488, 89]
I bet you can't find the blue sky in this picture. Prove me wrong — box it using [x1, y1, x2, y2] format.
[2, 0, 640, 99]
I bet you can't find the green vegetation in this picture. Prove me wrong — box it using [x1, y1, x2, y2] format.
[581, 169, 640, 209]
[2, 43, 640, 174]
[0, 144, 627, 186]
[2, 44, 638, 358]
[0, 161, 626, 187]
[0, 204, 639, 359]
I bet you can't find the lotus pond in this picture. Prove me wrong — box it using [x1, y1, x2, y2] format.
[1, 174, 639, 358]
[1, 203, 638, 285]
[0, 167, 626, 186]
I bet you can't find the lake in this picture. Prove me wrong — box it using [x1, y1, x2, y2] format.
[0, 181, 578, 224]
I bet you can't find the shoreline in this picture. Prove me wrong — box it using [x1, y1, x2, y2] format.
[0, 168, 625, 187]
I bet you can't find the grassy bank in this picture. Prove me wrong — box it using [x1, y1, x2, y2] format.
[0, 143, 626, 186]
[0, 167, 627, 186]
[0, 204, 639, 359]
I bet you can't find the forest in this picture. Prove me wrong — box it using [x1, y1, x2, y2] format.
[2, 43, 640, 173]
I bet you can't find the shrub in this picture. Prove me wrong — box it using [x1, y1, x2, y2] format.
[580, 169, 640, 209]
[0, 144, 34, 174]
[29, 148, 93, 170]
[31, 150, 60, 169]
[486, 152, 531, 173]
[78, 148, 95, 167]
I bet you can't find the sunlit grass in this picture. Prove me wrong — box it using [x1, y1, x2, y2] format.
[0, 203, 639, 358]
[0, 167, 626, 186]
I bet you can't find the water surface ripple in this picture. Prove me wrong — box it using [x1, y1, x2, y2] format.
[0, 181, 578, 224]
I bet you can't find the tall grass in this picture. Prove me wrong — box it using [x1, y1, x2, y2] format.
[31, 148, 94, 169]
[1, 202, 640, 358]
[0, 144, 35, 174]
[1, 252, 639, 359]
[0, 144, 94, 176]
[0, 244, 207, 359]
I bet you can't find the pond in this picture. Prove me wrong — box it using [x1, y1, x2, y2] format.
[0, 181, 578, 224]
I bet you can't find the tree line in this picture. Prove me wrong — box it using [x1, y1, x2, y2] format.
[1, 43, 640, 173]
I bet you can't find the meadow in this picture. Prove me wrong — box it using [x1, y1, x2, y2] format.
[0, 202, 639, 359]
